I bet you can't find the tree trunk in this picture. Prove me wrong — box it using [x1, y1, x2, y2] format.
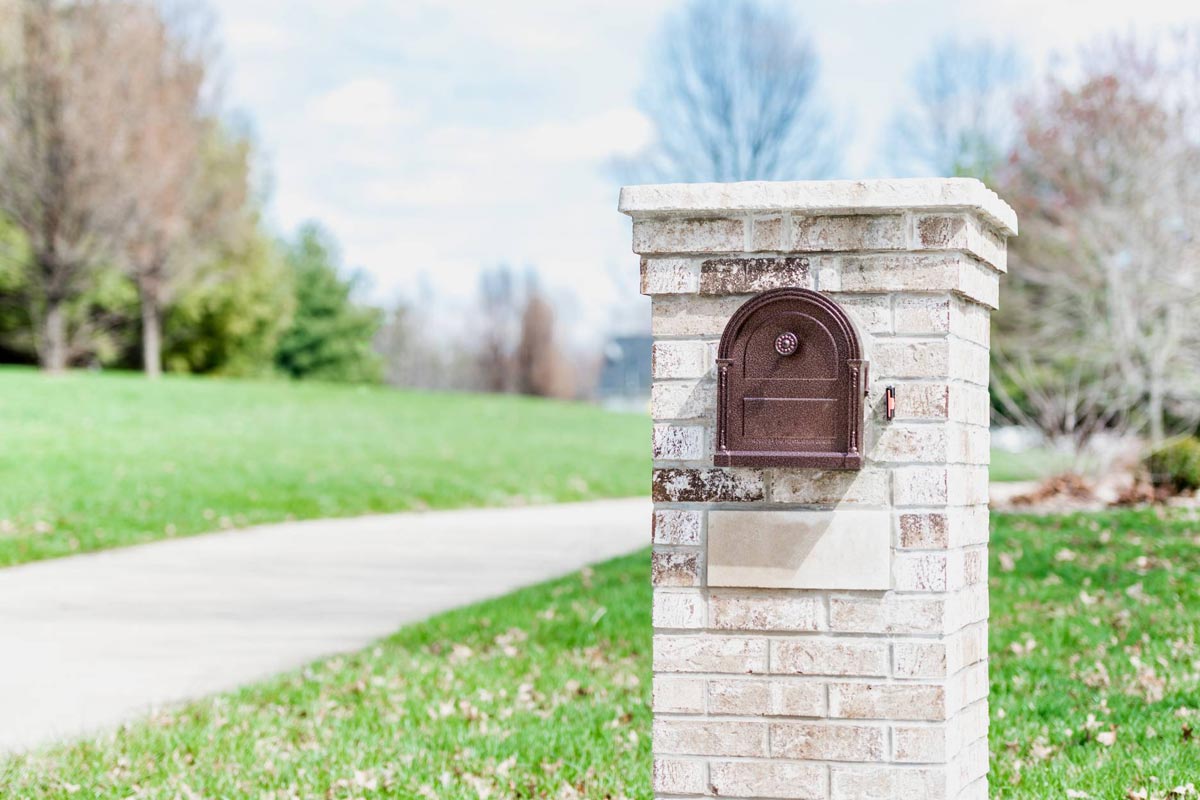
[139, 277, 162, 379]
[42, 299, 68, 373]
[1147, 378, 1165, 447]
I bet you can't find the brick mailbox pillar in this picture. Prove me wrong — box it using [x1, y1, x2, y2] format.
[619, 180, 1016, 800]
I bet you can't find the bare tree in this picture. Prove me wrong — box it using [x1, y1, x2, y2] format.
[515, 276, 573, 399]
[625, 0, 838, 182]
[114, 0, 215, 378]
[0, 0, 134, 371]
[994, 29, 1200, 451]
[475, 265, 521, 393]
[888, 37, 1024, 181]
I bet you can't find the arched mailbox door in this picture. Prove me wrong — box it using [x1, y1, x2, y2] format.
[716, 288, 867, 469]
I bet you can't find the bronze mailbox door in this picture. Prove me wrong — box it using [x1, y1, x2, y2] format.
[716, 288, 866, 469]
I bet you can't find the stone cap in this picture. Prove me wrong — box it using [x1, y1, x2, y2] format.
[618, 178, 1017, 236]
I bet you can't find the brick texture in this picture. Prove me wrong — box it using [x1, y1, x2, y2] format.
[624, 180, 1011, 799]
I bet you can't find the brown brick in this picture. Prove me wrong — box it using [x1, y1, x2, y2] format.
[699, 256, 813, 294]
[651, 551, 700, 587]
[653, 468, 765, 502]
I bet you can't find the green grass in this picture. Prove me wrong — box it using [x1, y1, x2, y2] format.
[5, 510, 1199, 798]
[0, 550, 653, 799]
[990, 446, 1075, 483]
[0, 367, 650, 567]
[990, 509, 1200, 796]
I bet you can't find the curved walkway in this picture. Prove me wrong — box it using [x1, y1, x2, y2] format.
[0, 497, 650, 753]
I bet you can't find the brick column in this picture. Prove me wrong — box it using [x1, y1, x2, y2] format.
[619, 180, 1016, 800]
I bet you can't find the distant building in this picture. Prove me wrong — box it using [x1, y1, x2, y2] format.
[596, 334, 651, 412]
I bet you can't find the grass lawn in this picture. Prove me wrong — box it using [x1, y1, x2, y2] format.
[4, 509, 1199, 798]
[990, 508, 1200, 796]
[990, 446, 1076, 483]
[0, 367, 649, 567]
[1, 550, 653, 799]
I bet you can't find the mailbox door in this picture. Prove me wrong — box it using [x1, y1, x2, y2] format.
[717, 289, 864, 468]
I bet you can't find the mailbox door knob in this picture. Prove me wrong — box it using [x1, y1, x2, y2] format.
[774, 332, 799, 356]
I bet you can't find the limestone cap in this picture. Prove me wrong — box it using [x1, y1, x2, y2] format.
[618, 178, 1017, 236]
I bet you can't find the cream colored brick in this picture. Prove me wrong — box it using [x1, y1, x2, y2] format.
[893, 725, 950, 763]
[653, 674, 706, 713]
[750, 216, 784, 250]
[708, 510, 891, 591]
[870, 426, 948, 464]
[893, 551, 965, 593]
[771, 721, 887, 761]
[914, 212, 1008, 272]
[947, 424, 990, 465]
[953, 737, 989, 792]
[771, 681, 827, 717]
[652, 510, 702, 546]
[793, 214, 905, 250]
[827, 293, 893, 333]
[652, 340, 711, 379]
[830, 765, 950, 800]
[893, 466, 949, 506]
[830, 683, 948, 721]
[707, 678, 770, 715]
[650, 380, 712, 421]
[887, 382, 950, 421]
[652, 423, 706, 461]
[874, 340, 950, 379]
[651, 293, 753, 337]
[956, 258, 1000, 308]
[839, 252, 961, 292]
[894, 295, 951, 334]
[817, 264, 840, 291]
[893, 641, 949, 680]
[950, 339, 989, 386]
[896, 510, 949, 549]
[949, 466, 989, 506]
[709, 760, 827, 799]
[949, 298, 990, 345]
[830, 595, 947, 635]
[653, 718, 768, 757]
[633, 217, 744, 254]
[768, 468, 890, 505]
[652, 758, 707, 794]
[654, 635, 769, 674]
[709, 593, 822, 632]
[654, 591, 705, 629]
[640, 257, 700, 295]
[772, 639, 889, 677]
[949, 383, 991, 427]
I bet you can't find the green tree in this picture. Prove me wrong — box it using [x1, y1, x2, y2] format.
[275, 224, 382, 383]
[164, 218, 294, 376]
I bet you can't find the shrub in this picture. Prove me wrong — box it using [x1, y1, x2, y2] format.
[1145, 437, 1200, 492]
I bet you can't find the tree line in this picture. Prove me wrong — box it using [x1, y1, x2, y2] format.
[0, 0, 381, 382]
[629, 0, 1200, 453]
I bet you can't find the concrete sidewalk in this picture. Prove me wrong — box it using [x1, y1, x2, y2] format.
[0, 498, 650, 753]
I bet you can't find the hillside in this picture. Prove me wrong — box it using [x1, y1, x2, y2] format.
[0, 368, 649, 566]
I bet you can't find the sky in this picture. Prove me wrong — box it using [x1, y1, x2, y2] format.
[207, 0, 1200, 340]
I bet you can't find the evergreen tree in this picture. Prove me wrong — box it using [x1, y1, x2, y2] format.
[275, 224, 382, 383]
